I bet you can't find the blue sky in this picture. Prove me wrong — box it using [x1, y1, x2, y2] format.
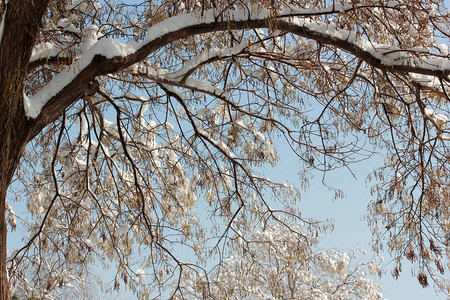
[273, 143, 442, 300]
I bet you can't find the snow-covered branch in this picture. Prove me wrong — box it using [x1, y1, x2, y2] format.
[26, 4, 449, 124]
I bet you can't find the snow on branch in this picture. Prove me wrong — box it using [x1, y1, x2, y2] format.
[24, 39, 139, 118]
[170, 42, 249, 82]
[126, 41, 248, 85]
[30, 42, 69, 64]
[24, 3, 450, 120]
[283, 16, 450, 73]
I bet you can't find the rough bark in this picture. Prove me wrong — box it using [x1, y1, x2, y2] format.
[0, 1, 48, 298]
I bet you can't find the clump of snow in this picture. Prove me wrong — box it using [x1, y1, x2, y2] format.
[57, 18, 71, 29]
[80, 25, 100, 52]
[409, 73, 446, 91]
[6, 202, 16, 230]
[253, 130, 265, 142]
[123, 92, 148, 101]
[24, 39, 139, 118]
[135, 268, 145, 277]
[132, 268, 145, 283]
[424, 108, 448, 130]
[438, 44, 449, 56]
[197, 107, 214, 117]
[115, 223, 130, 236]
[66, 23, 81, 34]
[30, 42, 66, 63]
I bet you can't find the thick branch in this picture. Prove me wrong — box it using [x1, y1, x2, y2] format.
[29, 9, 450, 140]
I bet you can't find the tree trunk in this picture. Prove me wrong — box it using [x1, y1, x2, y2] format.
[0, 1, 49, 298]
[0, 112, 29, 300]
[0, 187, 9, 300]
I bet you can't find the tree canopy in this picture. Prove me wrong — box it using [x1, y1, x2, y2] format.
[0, 0, 449, 298]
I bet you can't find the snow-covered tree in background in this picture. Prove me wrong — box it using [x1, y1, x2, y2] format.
[0, 0, 449, 298]
[177, 219, 384, 299]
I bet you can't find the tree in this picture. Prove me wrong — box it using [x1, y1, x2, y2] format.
[176, 219, 384, 299]
[0, 0, 449, 298]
